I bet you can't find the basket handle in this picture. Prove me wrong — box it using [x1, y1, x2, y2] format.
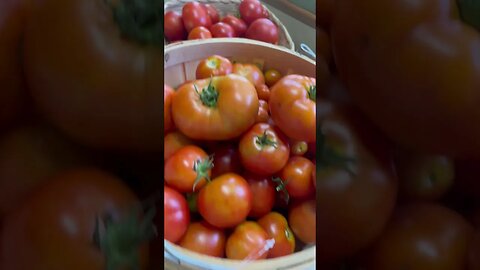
[299, 43, 316, 59]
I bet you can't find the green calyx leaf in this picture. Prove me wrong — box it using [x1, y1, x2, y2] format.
[457, 0, 480, 31]
[194, 79, 219, 108]
[317, 130, 357, 176]
[272, 177, 290, 205]
[192, 155, 214, 192]
[255, 130, 278, 149]
[307, 85, 316, 101]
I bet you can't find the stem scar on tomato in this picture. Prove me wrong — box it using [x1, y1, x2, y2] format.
[317, 127, 357, 176]
[192, 155, 214, 192]
[255, 130, 278, 149]
[273, 177, 290, 204]
[194, 79, 219, 108]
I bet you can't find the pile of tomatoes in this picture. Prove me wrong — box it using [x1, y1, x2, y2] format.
[164, 54, 316, 260]
[164, 0, 279, 45]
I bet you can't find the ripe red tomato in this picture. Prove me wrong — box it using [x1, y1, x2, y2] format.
[255, 99, 270, 124]
[289, 199, 316, 244]
[164, 145, 212, 193]
[226, 221, 270, 260]
[203, 4, 219, 24]
[246, 18, 279, 44]
[364, 203, 473, 270]
[245, 173, 275, 218]
[210, 22, 235, 38]
[195, 55, 233, 79]
[198, 173, 252, 228]
[172, 74, 259, 140]
[255, 84, 270, 101]
[182, 2, 212, 32]
[264, 69, 282, 87]
[239, 123, 290, 176]
[0, 169, 149, 270]
[164, 11, 187, 41]
[221, 15, 248, 37]
[179, 221, 225, 258]
[210, 144, 242, 179]
[165, 185, 190, 244]
[232, 63, 265, 88]
[164, 131, 193, 161]
[281, 156, 315, 199]
[239, 0, 268, 25]
[269, 75, 316, 143]
[258, 212, 295, 258]
[164, 84, 175, 134]
[188, 26, 212, 40]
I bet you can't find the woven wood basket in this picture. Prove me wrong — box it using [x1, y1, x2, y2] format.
[164, 0, 295, 51]
[164, 38, 315, 270]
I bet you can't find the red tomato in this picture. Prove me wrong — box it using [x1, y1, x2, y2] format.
[0, 169, 150, 270]
[270, 75, 316, 142]
[226, 221, 270, 260]
[182, 2, 212, 32]
[198, 173, 252, 228]
[195, 55, 233, 79]
[172, 74, 259, 140]
[289, 199, 316, 244]
[239, 123, 290, 176]
[203, 4, 219, 24]
[239, 0, 268, 25]
[164, 131, 193, 161]
[188, 26, 212, 40]
[258, 212, 295, 258]
[246, 18, 279, 44]
[221, 15, 248, 37]
[210, 144, 242, 179]
[232, 63, 265, 88]
[164, 84, 175, 133]
[255, 84, 270, 101]
[210, 22, 235, 38]
[179, 221, 225, 258]
[164, 145, 212, 193]
[164, 11, 187, 41]
[264, 69, 282, 87]
[280, 156, 315, 199]
[245, 173, 275, 218]
[165, 185, 190, 244]
[255, 99, 270, 124]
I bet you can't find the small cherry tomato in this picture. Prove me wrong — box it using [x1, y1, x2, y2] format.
[182, 2, 212, 32]
[188, 26, 212, 40]
[210, 22, 235, 38]
[258, 212, 295, 258]
[203, 4, 220, 24]
[164, 11, 187, 41]
[255, 84, 270, 101]
[291, 140, 308, 156]
[239, 0, 268, 25]
[264, 69, 282, 87]
[195, 55, 233, 80]
[226, 221, 270, 260]
[245, 173, 276, 218]
[232, 63, 265, 88]
[289, 199, 316, 244]
[164, 131, 193, 161]
[246, 18, 278, 44]
[165, 186, 190, 243]
[221, 15, 248, 37]
[281, 156, 315, 199]
[179, 221, 226, 258]
[255, 99, 270, 124]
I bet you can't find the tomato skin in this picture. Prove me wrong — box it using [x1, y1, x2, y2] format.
[245, 173, 275, 218]
[232, 63, 265, 88]
[164, 84, 175, 134]
[239, 123, 290, 176]
[264, 69, 281, 87]
[164, 11, 187, 41]
[246, 18, 279, 44]
[221, 15, 248, 37]
[210, 144, 242, 179]
[182, 2, 212, 33]
[226, 221, 270, 260]
[164, 145, 211, 193]
[0, 169, 147, 270]
[281, 156, 315, 199]
[188, 26, 212, 40]
[165, 185, 190, 244]
[258, 212, 295, 258]
[269, 75, 316, 143]
[198, 173, 252, 228]
[289, 199, 316, 244]
[203, 4, 219, 24]
[239, 0, 268, 25]
[210, 22, 235, 38]
[364, 203, 473, 270]
[164, 131, 193, 161]
[179, 221, 225, 258]
[255, 84, 270, 101]
[172, 74, 259, 141]
[195, 55, 233, 80]
[255, 99, 269, 124]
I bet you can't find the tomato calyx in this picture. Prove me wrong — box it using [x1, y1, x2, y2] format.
[192, 155, 214, 191]
[92, 205, 157, 270]
[272, 177, 290, 204]
[318, 130, 356, 176]
[108, 0, 163, 45]
[307, 85, 316, 101]
[255, 130, 278, 149]
[457, 0, 480, 31]
[194, 79, 219, 108]
[186, 192, 199, 213]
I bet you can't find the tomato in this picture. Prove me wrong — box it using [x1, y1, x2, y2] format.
[255, 84, 270, 101]
[221, 15, 248, 37]
[0, 169, 150, 270]
[179, 221, 225, 258]
[164, 145, 212, 193]
[203, 4, 219, 24]
[289, 199, 316, 244]
[164, 84, 175, 134]
[316, 100, 398, 263]
[291, 140, 308, 156]
[239, 123, 290, 176]
[226, 221, 270, 260]
[24, 0, 163, 152]
[182, 2, 212, 33]
[198, 173, 252, 228]
[264, 69, 281, 87]
[255, 99, 270, 124]
[172, 74, 259, 140]
[165, 185, 190, 244]
[210, 144, 242, 179]
[245, 173, 275, 218]
[395, 151, 454, 201]
[279, 156, 315, 199]
[188, 26, 212, 40]
[195, 55, 233, 80]
[239, 0, 267, 25]
[269, 75, 316, 143]
[246, 18, 279, 44]
[363, 203, 473, 270]
[232, 63, 265, 88]
[210, 22, 235, 38]
[164, 11, 187, 41]
[332, 0, 480, 158]
[164, 131, 193, 161]
[258, 212, 295, 258]
[469, 231, 480, 270]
